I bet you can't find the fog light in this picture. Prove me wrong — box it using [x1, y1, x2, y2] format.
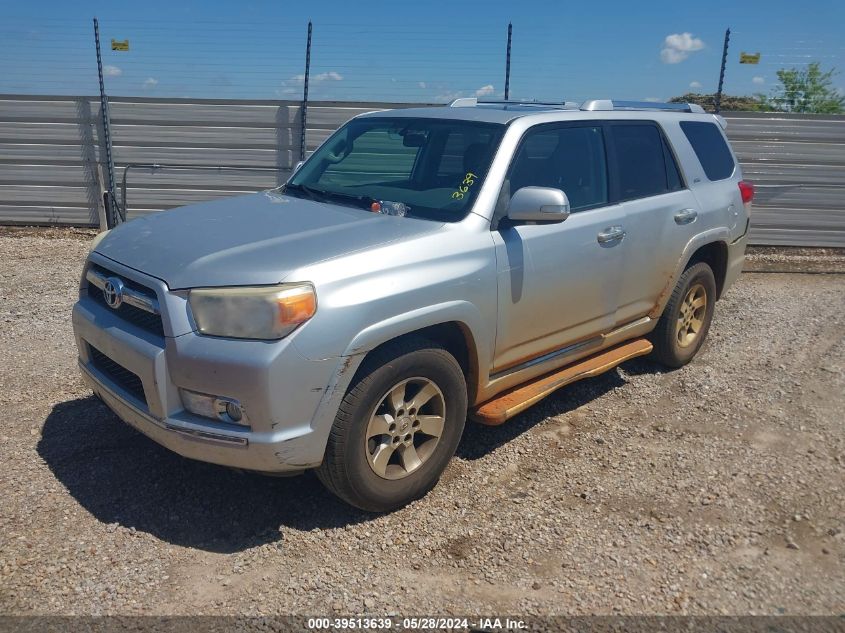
[225, 401, 243, 422]
[180, 389, 248, 427]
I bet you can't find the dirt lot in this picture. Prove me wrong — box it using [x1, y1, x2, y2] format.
[0, 229, 843, 617]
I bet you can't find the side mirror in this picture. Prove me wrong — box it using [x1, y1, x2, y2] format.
[507, 186, 570, 223]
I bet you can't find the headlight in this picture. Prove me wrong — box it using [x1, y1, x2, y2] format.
[188, 283, 316, 340]
[89, 229, 110, 253]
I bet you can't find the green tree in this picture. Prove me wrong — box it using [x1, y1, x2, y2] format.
[759, 62, 844, 114]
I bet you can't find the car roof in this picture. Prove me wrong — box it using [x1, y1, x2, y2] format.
[356, 105, 533, 124]
[355, 101, 724, 128]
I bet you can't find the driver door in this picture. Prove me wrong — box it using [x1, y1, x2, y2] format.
[491, 122, 626, 372]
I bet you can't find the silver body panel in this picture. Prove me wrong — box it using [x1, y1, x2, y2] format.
[72, 103, 748, 472]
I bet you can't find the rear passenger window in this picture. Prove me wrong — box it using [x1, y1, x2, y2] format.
[609, 123, 675, 201]
[508, 125, 608, 211]
[680, 121, 735, 181]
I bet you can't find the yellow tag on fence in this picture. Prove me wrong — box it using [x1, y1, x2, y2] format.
[111, 39, 129, 51]
[739, 52, 760, 64]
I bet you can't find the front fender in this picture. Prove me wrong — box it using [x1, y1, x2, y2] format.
[302, 300, 491, 465]
[343, 300, 489, 364]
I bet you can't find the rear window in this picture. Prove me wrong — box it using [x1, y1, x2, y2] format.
[680, 121, 735, 181]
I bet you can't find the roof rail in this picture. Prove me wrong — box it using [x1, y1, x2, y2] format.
[477, 99, 579, 108]
[580, 99, 705, 113]
[449, 97, 478, 107]
[449, 97, 580, 109]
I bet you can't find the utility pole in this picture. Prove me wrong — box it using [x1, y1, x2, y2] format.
[299, 21, 312, 162]
[715, 27, 730, 114]
[504, 22, 512, 100]
[93, 17, 119, 226]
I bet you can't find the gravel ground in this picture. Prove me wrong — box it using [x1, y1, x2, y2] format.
[0, 229, 843, 617]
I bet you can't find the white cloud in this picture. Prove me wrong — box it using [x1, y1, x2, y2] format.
[418, 81, 427, 89]
[689, 80, 703, 89]
[752, 76, 765, 85]
[280, 71, 342, 90]
[142, 77, 158, 89]
[660, 32, 705, 64]
[103, 65, 122, 77]
[314, 71, 343, 82]
[474, 84, 495, 97]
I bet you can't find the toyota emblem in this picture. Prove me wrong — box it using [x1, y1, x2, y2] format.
[102, 277, 124, 309]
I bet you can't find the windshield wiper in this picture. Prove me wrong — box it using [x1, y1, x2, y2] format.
[283, 182, 323, 202]
[317, 189, 378, 209]
[284, 184, 376, 210]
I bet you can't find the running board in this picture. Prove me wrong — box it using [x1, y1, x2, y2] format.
[471, 338, 653, 425]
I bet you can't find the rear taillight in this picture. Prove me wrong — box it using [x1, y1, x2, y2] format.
[739, 180, 755, 205]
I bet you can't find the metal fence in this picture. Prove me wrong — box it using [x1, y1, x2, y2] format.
[0, 93, 843, 247]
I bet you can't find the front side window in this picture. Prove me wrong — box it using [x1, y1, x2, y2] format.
[286, 117, 504, 222]
[507, 125, 609, 212]
[680, 121, 735, 181]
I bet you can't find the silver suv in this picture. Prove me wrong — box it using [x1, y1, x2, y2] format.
[73, 98, 753, 511]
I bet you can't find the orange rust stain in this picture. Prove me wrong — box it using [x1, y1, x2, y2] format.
[471, 338, 653, 426]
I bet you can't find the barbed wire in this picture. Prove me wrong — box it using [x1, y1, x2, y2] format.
[1, 17, 842, 102]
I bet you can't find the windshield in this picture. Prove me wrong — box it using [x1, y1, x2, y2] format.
[285, 117, 505, 221]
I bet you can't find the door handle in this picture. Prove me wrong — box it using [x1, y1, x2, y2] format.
[674, 208, 698, 225]
[597, 226, 626, 244]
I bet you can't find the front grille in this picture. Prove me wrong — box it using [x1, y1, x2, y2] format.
[86, 265, 165, 337]
[89, 345, 147, 406]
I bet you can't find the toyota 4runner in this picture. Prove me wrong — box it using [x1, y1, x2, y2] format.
[73, 98, 753, 511]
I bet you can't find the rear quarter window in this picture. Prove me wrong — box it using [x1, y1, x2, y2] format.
[680, 121, 736, 181]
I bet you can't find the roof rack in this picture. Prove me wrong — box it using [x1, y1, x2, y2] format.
[449, 97, 706, 114]
[580, 99, 705, 113]
[449, 97, 579, 109]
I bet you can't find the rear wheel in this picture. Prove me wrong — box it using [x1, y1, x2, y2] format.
[650, 261, 716, 368]
[317, 337, 467, 512]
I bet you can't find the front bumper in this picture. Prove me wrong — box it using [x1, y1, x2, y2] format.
[72, 256, 348, 473]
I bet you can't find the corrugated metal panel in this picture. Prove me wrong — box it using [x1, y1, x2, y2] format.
[724, 112, 845, 247]
[0, 95, 102, 225]
[0, 94, 842, 248]
[105, 97, 306, 220]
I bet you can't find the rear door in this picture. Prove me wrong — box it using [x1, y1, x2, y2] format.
[606, 121, 703, 324]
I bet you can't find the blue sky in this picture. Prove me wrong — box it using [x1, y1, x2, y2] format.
[3, 0, 844, 103]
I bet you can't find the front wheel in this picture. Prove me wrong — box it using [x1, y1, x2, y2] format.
[649, 261, 717, 368]
[316, 338, 467, 512]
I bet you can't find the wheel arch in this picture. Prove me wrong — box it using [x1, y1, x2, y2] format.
[348, 320, 481, 407]
[650, 231, 731, 320]
[685, 240, 729, 299]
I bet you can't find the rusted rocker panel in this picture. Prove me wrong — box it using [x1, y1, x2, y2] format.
[471, 338, 653, 426]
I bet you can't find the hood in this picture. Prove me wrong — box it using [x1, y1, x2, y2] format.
[95, 191, 442, 289]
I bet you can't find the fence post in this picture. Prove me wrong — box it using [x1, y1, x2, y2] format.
[714, 27, 730, 114]
[93, 17, 119, 228]
[504, 22, 512, 100]
[299, 21, 312, 162]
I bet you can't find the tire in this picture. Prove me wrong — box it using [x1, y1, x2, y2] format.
[316, 337, 467, 512]
[649, 261, 717, 368]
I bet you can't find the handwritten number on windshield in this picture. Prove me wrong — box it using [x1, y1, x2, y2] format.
[451, 172, 478, 200]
